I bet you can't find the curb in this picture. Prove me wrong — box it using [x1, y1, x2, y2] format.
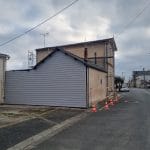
[7, 110, 90, 150]
[98, 94, 122, 111]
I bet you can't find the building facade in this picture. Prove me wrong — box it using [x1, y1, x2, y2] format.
[0, 53, 9, 104]
[36, 38, 117, 97]
[5, 48, 107, 107]
[132, 70, 150, 88]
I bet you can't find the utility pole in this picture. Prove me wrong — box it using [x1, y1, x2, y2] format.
[40, 32, 49, 47]
[133, 71, 136, 87]
[143, 67, 146, 88]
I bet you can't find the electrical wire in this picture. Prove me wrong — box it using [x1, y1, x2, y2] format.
[0, 0, 79, 47]
[117, 0, 150, 36]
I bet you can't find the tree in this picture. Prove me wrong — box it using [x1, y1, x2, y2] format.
[115, 76, 124, 91]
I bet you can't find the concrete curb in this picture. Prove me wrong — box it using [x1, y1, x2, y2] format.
[90, 93, 122, 110]
[7, 110, 90, 150]
[98, 94, 122, 111]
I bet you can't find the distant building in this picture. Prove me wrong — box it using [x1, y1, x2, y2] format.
[132, 70, 150, 88]
[0, 53, 9, 104]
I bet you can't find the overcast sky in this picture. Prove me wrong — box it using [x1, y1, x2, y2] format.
[0, 0, 150, 80]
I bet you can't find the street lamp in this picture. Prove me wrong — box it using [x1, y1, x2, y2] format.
[143, 67, 146, 88]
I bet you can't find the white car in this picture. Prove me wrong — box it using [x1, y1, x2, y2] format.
[120, 87, 130, 92]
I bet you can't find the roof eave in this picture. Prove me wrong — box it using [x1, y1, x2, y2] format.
[35, 37, 116, 51]
[0, 53, 10, 59]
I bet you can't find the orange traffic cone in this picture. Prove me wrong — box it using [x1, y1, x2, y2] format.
[91, 104, 97, 112]
[104, 102, 109, 110]
[109, 99, 114, 106]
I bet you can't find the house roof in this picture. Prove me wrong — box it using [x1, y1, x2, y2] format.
[12, 48, 107, 73]
[35, 48, 107, 72]
[36, 37, 117, 52]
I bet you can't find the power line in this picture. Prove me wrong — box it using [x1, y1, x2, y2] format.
[0, 0, 79, 47]
[117, 0, 150, 36]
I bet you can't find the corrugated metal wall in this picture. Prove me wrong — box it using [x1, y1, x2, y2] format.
[5, 51, 87, 107]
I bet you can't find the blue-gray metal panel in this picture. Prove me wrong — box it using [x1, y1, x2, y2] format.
[5, 51, 86, 107]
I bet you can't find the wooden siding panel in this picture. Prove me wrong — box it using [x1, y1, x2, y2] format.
[36, 43, 105, 65]
[5, 51, 86, 107]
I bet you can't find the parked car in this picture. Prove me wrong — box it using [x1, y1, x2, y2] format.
[120, 86, 130, 92]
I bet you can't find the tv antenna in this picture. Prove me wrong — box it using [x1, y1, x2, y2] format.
[40, 32, 49, 47]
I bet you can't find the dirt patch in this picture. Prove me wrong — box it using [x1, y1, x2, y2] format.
[0, 105, 55, 128]
[0, 105, 84, 129]
[19, 108, 55, 116]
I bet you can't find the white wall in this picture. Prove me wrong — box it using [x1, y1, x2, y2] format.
[137, 75, 150, 81]
[0, 58, 5, 103]
[136, 75, 150, 88]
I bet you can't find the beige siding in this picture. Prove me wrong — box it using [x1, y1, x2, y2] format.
[0, 58, 5, 103]
[37, 49, 53, 63]
[64, 43, 105, 58]
[88, 68, 107, 106]
[36, 43, 105, 64]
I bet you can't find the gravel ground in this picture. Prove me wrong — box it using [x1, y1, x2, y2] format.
[0, 106, 84, 150]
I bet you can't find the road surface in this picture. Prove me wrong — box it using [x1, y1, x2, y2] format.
[32, 88, 150, 150]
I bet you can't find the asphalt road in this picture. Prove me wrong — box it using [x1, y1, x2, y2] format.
[32, 88, 150, 150]
[0, 118, 52, 150]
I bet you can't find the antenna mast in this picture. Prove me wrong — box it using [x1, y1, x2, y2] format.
[40, 32, 49, 47]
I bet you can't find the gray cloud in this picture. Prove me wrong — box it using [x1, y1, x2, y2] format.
[0, 0, 149, 80]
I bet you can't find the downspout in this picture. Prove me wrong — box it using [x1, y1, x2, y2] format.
[1, 58, 6, 103]
[86, 67, 89, 108]
[84, 48, 89, 108]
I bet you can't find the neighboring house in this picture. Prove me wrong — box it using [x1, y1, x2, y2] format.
[0, 53, 9, 104]
[5, 48, 107, 108]
[36, 38, 117, 96]
[132, 70, 150, 88]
